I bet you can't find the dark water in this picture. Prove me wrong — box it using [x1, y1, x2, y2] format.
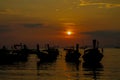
[0, 48, 120, 80]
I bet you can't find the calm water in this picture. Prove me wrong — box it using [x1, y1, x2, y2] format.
[0, 48, 120, 80]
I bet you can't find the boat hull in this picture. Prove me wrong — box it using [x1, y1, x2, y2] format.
[82, 49, 103, 63]
[65, 51, 81, 62]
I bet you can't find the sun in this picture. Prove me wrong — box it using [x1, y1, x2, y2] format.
[67, 31, 72, 35]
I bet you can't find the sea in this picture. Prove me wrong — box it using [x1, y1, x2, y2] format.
[0, 48, 120, 80]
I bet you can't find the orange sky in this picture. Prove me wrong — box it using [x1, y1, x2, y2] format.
[0, 0, 120, 47]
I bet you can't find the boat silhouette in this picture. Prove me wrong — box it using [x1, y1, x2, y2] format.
[0, 44, 29, 64]
[0, 46, 12, 64]
[36, 44, 59, 62]
[11, 43, 29, 62]
[82, 39, 103, 63]
[64, 44, 81, 62]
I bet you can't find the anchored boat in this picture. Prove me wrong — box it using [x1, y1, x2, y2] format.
[65, 44, 81, 62]
[82, 39, 103, 63]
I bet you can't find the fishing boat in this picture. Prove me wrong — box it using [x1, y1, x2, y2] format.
[36, 44, 59, 62]
[65, 44, 81, 62]
[10, 43, 29, 62]
[0, 46, 12, 64]
[82, 40, 103, 63]
[0, 44, 29, 64]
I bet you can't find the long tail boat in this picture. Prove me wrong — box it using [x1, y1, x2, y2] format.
[82, 39, 103, 63]
[65, 44, 81, 62]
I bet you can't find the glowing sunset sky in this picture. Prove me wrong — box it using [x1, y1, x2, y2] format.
[0, 0, 120, 47]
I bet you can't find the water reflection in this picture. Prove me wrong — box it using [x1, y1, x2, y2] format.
[37, 61, 56, 70]
[66, 61, 80, 71]
[0, 62, 27, 70]
[65, 61, 81, 80]
[0, 54, 38, 80]
[82, 62, 104, 80]
[0, 48, 120, 80]
[36, 60, 58, 80]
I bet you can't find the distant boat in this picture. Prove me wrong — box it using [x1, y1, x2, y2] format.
[82, 39, 103, 63]
[65, 44, 81, 62]
[36, 44, 59, 62]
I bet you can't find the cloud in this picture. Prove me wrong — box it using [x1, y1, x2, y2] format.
[0, 9, 22, 15]
[0, 9, 8, 14]
[0, 25, 11, 33]
[22, 23, 44, 28]
[80, 30, 120, 39]
[79, 0, 120, 8]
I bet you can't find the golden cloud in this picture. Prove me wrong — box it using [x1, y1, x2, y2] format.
[79, 0, 120, 8]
